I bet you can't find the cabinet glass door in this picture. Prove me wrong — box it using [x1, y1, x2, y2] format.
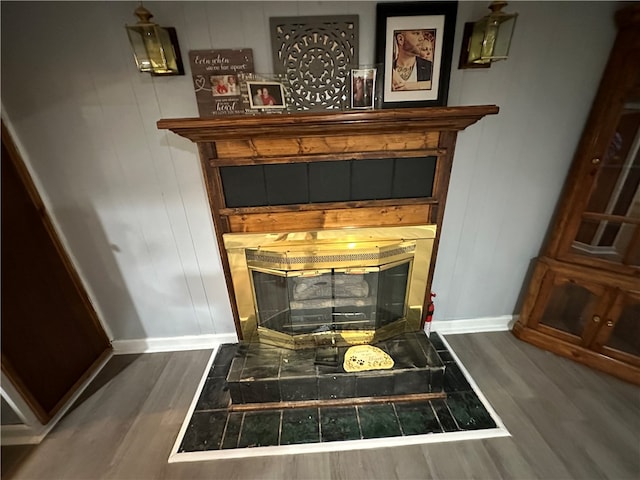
[538, 275, 609, 340]
[571, 102, 640, 268]
[593, 290, 640, 363]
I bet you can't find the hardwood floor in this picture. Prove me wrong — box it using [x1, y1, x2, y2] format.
[2, 332, 639, 479]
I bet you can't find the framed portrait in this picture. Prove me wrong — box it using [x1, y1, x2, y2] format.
[351, 68, 377, 110]
[247, 81, 287, 110]
[375, 2, 457, 108]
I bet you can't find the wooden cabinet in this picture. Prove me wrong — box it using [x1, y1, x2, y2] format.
[513, 5, 640, 385]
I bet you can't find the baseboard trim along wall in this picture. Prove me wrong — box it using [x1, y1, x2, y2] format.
[112, 333, 239, 355]
[111, 317, 515, 355]
[430, 315, 514, 335]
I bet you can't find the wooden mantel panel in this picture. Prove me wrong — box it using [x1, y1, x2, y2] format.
[214, 132, 440, 159]
[157, 106, 499, 142]
[226, 204, 432, 233]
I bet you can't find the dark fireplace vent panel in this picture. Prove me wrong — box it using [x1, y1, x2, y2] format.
[220, 156, 437, 207]
[251, 261, 411, 335]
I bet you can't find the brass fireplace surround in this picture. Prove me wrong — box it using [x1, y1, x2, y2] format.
[158, 106, 498, 348]
[224, 225, 436, 348]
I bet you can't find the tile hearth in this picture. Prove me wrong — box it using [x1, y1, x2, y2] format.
[171, 332, 507, 460]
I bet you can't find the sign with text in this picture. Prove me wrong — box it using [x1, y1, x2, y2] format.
[189, 49, 254, 117]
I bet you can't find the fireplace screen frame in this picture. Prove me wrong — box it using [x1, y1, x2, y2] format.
[223, 225, 436, 349]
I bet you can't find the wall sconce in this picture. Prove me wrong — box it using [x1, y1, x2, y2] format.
[126, 3, 184, 76]
[459, 1, 518, 69]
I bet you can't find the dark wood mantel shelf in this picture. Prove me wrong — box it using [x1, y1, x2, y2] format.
[157, 105, 499, 142]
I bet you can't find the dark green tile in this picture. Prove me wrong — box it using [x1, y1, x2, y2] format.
[221, 412, 243, 449]
[394, 401, 442, 435]
[432, 399, 458, 431]
[318, 374, 356, 400]
[179, 411, 228, 452]
[280, 376, 318, 401]
[210, 344, 238, 378]
[194, 378, 229, 411]
[384, 335, 428, 368]
[437, 350, 455, 363]
[280, 349, 317, 376]
[239, 379, 281, 403]
[280, 408, 320, 445]
[356, 372, 395, 397]
[238, 411, 281, 448]
[393, 369, 430, 394]
[430, 367, 445, 392]
[358, 404, 401, 439]
[446, 391, 496, 430]
[320, 406, 361, 442]
[226, 356, 245, 383]
[444, 363, 472, 392]
[415, 332, 445, 365]
[428, 332, 447, 351]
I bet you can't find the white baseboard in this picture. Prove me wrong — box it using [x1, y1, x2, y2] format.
[111, 333, 238, 355]
[430, 315, 515, 335]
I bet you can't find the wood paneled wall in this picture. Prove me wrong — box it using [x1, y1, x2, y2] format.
[0, 1, 619, 341]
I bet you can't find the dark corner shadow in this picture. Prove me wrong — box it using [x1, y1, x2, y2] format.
[1, 444, 37, 480]
[65, 354, 143, 416]
[53, 205, 147, 341]
[511, 207, 560, 320]
[511, 256, 539, 321]
[52, 205, 148, 413]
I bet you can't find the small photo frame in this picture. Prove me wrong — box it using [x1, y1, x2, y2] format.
[210, 74, 240, 97]
[351, 68, 377, 110]
[375, 2, 457, 108]
[247, 81, 287, 109]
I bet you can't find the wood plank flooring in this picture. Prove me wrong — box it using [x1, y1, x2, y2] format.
[2, 332, 639, 479]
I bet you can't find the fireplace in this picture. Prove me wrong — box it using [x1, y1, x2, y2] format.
[157, 106, 498, 348]
[224, 224, 435, 348]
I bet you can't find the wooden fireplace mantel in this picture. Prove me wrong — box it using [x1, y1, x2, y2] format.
[158, 105, 498, 142]
[157, 106, 498, 340]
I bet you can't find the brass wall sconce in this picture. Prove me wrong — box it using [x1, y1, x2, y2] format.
[126, 3, 184, 76]
[459, 1, 518, 69]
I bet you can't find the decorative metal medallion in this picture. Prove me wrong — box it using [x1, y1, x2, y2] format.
[270, 15, 359, 110]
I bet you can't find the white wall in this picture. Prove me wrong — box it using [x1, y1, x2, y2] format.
[1, 1, 619, 341]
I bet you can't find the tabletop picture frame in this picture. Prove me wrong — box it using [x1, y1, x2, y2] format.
[247, 81, 287, 110]
[375, 2, 457, 108]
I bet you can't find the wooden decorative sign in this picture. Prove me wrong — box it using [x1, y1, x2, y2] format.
[188, 49, 254, 117]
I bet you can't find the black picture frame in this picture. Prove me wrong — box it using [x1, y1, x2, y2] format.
[375, 2, 457, 108]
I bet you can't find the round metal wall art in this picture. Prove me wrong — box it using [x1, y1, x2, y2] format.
[270, 16, 359, 111]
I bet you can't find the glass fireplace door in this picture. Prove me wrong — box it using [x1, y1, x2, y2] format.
[250, 260, 412, 342]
